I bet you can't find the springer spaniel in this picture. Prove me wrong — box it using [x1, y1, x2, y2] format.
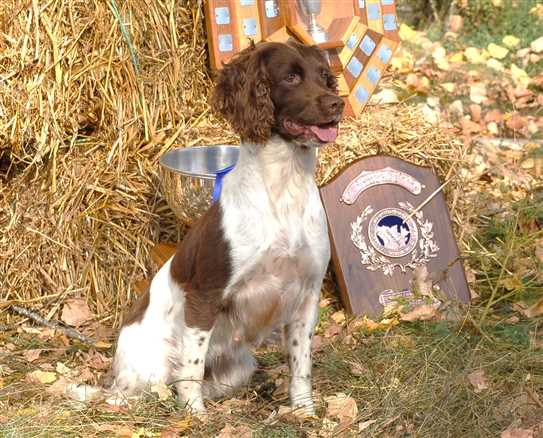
[109, 40, 344, 414]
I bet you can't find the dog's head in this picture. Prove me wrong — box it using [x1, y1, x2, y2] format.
[212, 41, 344, 146]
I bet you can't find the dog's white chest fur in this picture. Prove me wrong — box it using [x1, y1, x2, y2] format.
[218, 137, 330, 340]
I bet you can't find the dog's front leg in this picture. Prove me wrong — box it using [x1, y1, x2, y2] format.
[174, 325, 212, 413]
[285, 290, 320, 416]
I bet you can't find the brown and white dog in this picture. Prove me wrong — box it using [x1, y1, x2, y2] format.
[108, 41, 344, 414]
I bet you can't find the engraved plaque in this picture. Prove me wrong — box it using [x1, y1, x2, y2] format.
[320, 156, 470, 316]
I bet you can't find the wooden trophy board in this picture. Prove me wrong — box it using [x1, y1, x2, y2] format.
[203, 0, 400, 117]
[320, 156, 470, 317]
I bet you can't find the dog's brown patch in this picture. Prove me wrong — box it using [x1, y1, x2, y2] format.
[121, 286, 150, 327]
[170, 202, 232, 331]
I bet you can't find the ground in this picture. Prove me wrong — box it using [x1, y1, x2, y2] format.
[1, 2, 543, 437]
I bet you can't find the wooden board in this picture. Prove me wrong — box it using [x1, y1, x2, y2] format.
[320, 156, 470, 316]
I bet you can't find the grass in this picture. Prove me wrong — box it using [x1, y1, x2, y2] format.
[1, 304, 542, 437]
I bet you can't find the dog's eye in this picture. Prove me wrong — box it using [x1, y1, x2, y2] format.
[284, 73, 301, 85]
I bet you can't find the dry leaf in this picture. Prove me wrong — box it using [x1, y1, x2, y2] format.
[502, 35, 520, 48]
[487, 58, 505, 71]
[325, 393, 358, 425]
[61, 298, 93, 326]
[359, 419, 377, 432]
[517, 298, 543, 318]
[506, 113, 527, 131]
[151, 382, 172, 401]
[470, 83, 487, 104]
[531, 36, 543, 53]
[85, 350, 111, 370]
[467, 369, 489, 393]
[46, 375, 71, 397]
[331, 310, 346, 325]
[488, 43, 509, 60]
[401, 305, 439, 322]
[324, 322, 342, 338]
[27, 370, 57, 384]
[311, 335, 324, 352]
[159, 417, 192, 438]
[465, 47, 485, 64]
[501, 427, 534, 438]
[348, 361, 369, 376]
[371, 89, 400, 105]
[22, 349, 42, 363]
[535, 239, 543, 263]
[448, 15, 463, 32]
[412, 265, 433, 297]
[216, 424, 253, 438]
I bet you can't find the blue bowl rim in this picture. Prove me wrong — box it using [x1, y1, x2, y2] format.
[159, 145, 240, 179]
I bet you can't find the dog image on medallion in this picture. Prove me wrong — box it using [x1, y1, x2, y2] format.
[109, 40, 344, 414]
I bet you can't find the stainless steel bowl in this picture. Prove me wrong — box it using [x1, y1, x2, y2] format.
[159, 145, 240, 225]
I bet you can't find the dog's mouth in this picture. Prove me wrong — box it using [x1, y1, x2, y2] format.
[282, 118, 339, 144]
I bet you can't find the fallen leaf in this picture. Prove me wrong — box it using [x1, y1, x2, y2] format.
[448, 15, 463, 32]
[27, 370, 57, 384]
[487, 58, 504, 71]
[465, 47, 485, 64]
[412, 266, 433, 297]
[160, 418, 192, 437]
[22, 349, 42, 363]
[467, 369, 489, 393]
[311, 334, 324, 352]
[61, 298, 93, 326]
[324, 322, 342, 338]
[46, 375, 71, 397]
[470, 83, 487, 104]
[517, 298, 543, 318]
[66, 383, 104, 402]
[535, 238, 543, 263]
[400, 305, 439, 322]
[488, 43, 509, 59]
[359, 419, 377, 432]
[348, 361, 368, 376]
[370, 89, 399, 105]
[56, 362, 73, 376]
[506, 113, 526, 131]
[503, 35, 520, 48]
[501, 427, 534, 438]
[85, 350, 111, 370]
[440, 82, 456, 93]
[330, 310, 346, 325]
[510, 64, 530, 86]
[449, 100, 464, 117]
[531, 36, 543, 53]
[399, 24, 417, 41]
[151, 381, 172, 401]
[216, 423, 253, 438]
[470, 104, 482, 122]
[484, 109, 504, 123]
[325, 393, 358, 426]
[95, 424, 134, 436]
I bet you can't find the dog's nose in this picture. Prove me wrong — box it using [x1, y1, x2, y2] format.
[320, 94, 345, 116]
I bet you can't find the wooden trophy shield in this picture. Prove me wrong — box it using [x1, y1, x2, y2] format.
[319, 156, 470, 317]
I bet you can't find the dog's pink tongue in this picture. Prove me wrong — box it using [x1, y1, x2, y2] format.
[309, 125, 338, 142]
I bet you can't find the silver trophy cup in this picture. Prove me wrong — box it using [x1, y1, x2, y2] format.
[298, 0, 328, 44]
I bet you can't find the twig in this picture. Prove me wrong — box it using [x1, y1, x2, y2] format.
[10, 305, 96, 345]
[402, 177, 453, 223]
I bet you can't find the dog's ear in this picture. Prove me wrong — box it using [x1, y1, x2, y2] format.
[212, 44, 275, 144]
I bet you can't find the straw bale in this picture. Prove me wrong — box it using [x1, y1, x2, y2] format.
[0, 0, 210, 168]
